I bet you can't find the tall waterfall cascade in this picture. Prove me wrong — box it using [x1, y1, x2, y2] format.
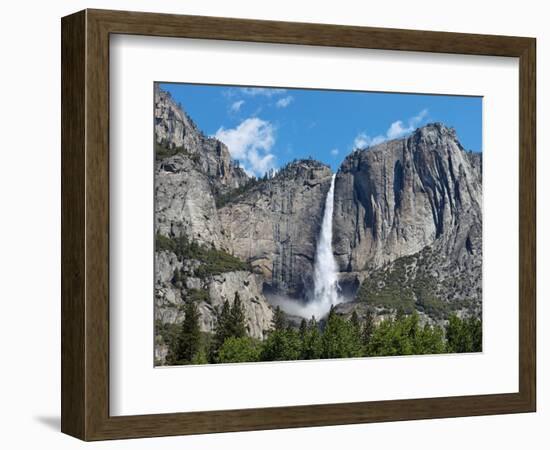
[311, 174, 341, 315]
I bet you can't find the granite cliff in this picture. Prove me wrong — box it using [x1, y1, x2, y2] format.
[155, 84, 248, 195]
[154, 87, 273, 360]
[219, 160, 333, 299]
[333, 123, 482, 320]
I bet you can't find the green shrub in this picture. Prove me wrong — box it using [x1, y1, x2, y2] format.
[155, 233, 176, 253]
[367, 313, 446, 357]
[321, 309, 363, 359]
[185, 288, 210, 304]
[166, 300, 201, 365]
[415, 291, 449, 320]
[155, 320, 179, 357]
[155, 233, 249, 278]
[260, 328, 302, 361]
[193, 248, 249, 278]
[356, 259, 415, 313]
[356, 253, 454, 320]
[190, 347, 209, 365]
[210, 293, 248, 362]
[214, 177, 263, 208]
[155, 141, 193, 160]
[217, 337, 262, 363]
[300, 317, 323, 360]
[446, 315, 482, 353]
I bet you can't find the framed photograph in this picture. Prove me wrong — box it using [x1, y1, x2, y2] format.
[61, 9, 536, 441]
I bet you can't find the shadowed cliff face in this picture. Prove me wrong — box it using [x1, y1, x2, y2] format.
[333, 123, 482, 272]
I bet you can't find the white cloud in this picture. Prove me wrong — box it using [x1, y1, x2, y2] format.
[248, 148, 276, 176]
[353, 133, 369, 149]
[240, 87, 287, 97]
[386, 109, 428, 139]
[230, 100, 245, 112]
[371, 136, 386, 146]
[276, 96, 294, 108]
[353, 132, 385, 149]
[214, 117, 276, 177]
[330, 148, 339, 156]
[353, 109, 428, 149]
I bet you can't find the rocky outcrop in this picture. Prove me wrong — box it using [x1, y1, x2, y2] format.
[155, 250, 273, 339]
[333, 123, 482, 314]
[334, 123, 481, 269]
[208, 272, 274, 338]
[155, 84, 248, 194]
[155, 155, 230, 249]
[219, 160, 333, 298]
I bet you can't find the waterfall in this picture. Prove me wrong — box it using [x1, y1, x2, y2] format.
[312, 174, 340, 315]
[269, 174, 341, 320]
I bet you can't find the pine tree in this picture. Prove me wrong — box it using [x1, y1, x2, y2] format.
[468, 316, 482, 352]
[301, 316, 323, 360]
[229, 291, 247, 338]
[446, 315, 482, 353]
[211, 300, 232, 361]
[362, 309, 375, 349]
[171, 300, 201, 364]
[217, 336, 261, 363]
[446, 314, 469, 353]
[211, 293, 249, 362]
[322, 309, 362, 359]
[260, 327, 301, 362]
[272, 306, 286, 331]
[350, 311, 361, 335]
[260, 306, 301, 361]
[172, 268, 181, 285]
[349, 310, 363, 355]
[414, 324, 446, 355]
[299, 318, 308, 340]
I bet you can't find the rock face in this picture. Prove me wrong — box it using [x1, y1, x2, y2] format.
[155, 84, 248, 194]
[219, 160, 333, 298]
[154, 86, 274, 361]
[154, 85, 248, 248]
[155, 155, 229, 249]
[208, 272, 274, 338]
[333, 123, 482, 315]
[154, 249, 273, 340]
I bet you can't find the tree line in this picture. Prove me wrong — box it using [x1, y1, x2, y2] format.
[163, 293, 482, 366]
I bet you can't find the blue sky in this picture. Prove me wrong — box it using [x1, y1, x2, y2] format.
[159, 83, 482, 177]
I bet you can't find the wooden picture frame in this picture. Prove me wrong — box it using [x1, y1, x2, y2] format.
[61, 8, 536, 441]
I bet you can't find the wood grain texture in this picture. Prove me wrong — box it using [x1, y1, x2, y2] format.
[61, 10, 86, 439]
[518, 38, 536, 409]
[61, 8, 537, 441]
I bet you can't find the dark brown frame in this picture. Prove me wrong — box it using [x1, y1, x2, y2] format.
[61, 9, 536, 441]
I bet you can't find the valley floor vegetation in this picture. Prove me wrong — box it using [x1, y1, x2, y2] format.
[156, 291, 482, 366]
